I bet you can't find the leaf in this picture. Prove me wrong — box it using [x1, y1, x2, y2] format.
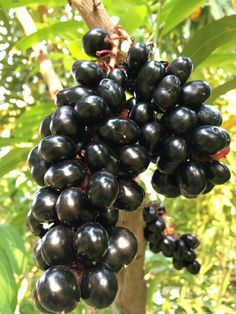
[199, 53, 236, 68]
[182, 15, 236, 68]
[0, 147, 29, 177]
[0, 0, 65, 9]
[208, 78, 236, 103]
[0, 224, 27, 275]
[119, 5, 148, 33]
[160, 0, 207, 36]
[15, 20, 82, 52]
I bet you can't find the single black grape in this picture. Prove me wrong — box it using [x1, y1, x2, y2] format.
[205, 161, 231, 185]
[108, 68, 128, 89]
[160, 236, 177, 257]
[34, 239, 48, 270]
[72, 61, 104, 86]
[180, 80, 211, 107]
[152, 170, 180, 198]
[129, 102, 155, 127]
[139, 122, 165, 156]
[168, 56, 193, 84]
[82, 28, 111, 57]
[26, 211, 48, 237]
[195, 103, 222, 126]
[127, 43, 150, 72]
[186, 260, 201, 274]
[55, 85, 95, 107]
[39, 114, 53, 138]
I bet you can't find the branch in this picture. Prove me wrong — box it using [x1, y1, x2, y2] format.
[15, 7, 63, 98]
[71, 1, 147, 313]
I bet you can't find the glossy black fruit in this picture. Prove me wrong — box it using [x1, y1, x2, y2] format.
[33, 289, 55, 314]
[183, 249, 197, 262]
[125, 97, 136, 110]
[50, 106, 82, 137]
[96, 208, 119, 227]
[72, 61, 104, 86]
[86, 170, 119, 209]
[108, 68, 128, 89]
[114, 179, 145, 211]
[38, 135, 77, 163]
[156, 137, 189, 174]
[39, 114, 53, 138]
[179, 161, 207, 197]
[44, 160, 85, 190]
[173, 258, 184, 270]
[152, 170, 180, 198]
[98, 118, 140, 146]
[163, 106, 198, 135]
[34, 239, 48, 270]
[102, 227, 138, 272]
[74, 95, 110, 124]
[82, 28, 111, 57]
[55, 85, 95, 107]
[135, 61, 165, 101]
[161, 236, 177, 257]
[37, 265, 80, 313]
[195, 104, 222, 126]
[202, 181, 215, 194]
[31, 187, 59, 222]
[143, 204, 159, 223]
[74, 222, 108, 265]
[119, 144, 150, 176]
[144, 227, 163, 243]
[41, 225, 75, 266]
[127, 43, 150, 71]
[139, 122, 165, 156]
[147, 216, 166, 234]
[191, 126, 230, 154]
[97, 78, 126, 113]
[180, 80, 211, 106]
[186, 260, 201, 274]
[205, 161, 231, 185]
[152, 75, 181, 112]
[180, 233, 200, 249]
[129, 102, 155, 127]
[149, 240, 162, 253]
[26, 211, 47, 237]
[56, 187, 94, 226]
[173, 239, 188, 260]
[80, 265, 118, 309]
[169, 56, 193, 84]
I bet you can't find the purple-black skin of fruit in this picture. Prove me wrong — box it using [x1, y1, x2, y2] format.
[96, 208, 119, 227]
[102, 226, 138, 272]
[72, 60, 104, 87]
[168, 56, 193, 84]
[56, 187, 95, 226]
[74, 95, 110, 124]
[163, 106, 198, 135]
[149, 240, 162, 253]
[129, 102, 155, 127]
[31, 187, 59, 222]
[44, 160, 85, 190]
[80, 264, 118, 309]
[55, 85, 95, 107]
[205, 161, 231, 185]
[50, 105, 83, 137]
[179, 161, 207, 197]
[191, 125, 230, 155]
[86, 170, 119, 209]
[135, 61, 165, 101]
[98, 118, 140, 146]
[202, 181, 215, 194]
[147, 216, 166, 234]
[195, 104, 222, 126]
[144, 227, 164, 243]
[38, 135, 77, 163]
[118, 144, 150, 176]
[125, 97, 136, 110]
[41, 225, 75, 266]
[180, 233, 200, 249]
[86, 142, 118, 175]
[33, 289, 55, 314]
[114, 179, 145, 211]
[152, 169, 180, 198]
[127, 43, 150, 72]
[26, 211, 47, 237]
[82, 28, 111, 57]
[36, 265, 80, 313]
[39, 114, 53, 138]
[152, 75, 181, 112]
[139, 122, 165, 156]
[186, 260, 201, 274]
[34, 239, 48, 270]
[183, 249, 197, 263]
[161, 235, 177, 257]
[143, 204, 160, 223]
[74, 222, 109, 264]
[156, 137, 189, 174]
[173, 258, 184, 270]
[97, 78, 126, 113]
[173, 239, 188, 260]
[179, 80, 211, 107]
[108, 68, 128, 89]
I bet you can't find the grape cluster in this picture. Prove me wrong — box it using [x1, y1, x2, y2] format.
[26, 27, 231, 312]
[143, 203, 201, 274]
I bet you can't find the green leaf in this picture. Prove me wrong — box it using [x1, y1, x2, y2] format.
[199, 53, 236, 67]
[0, 224, 27, 275]
[15, 20, 82, 52]
[208, 78, 236, 103]
[182, 15, 236, 68]
[119, 5, 148, 33]
[160, 0, 207, 36]
[0, 0, 65, 9]
[0, 147, 29, 177]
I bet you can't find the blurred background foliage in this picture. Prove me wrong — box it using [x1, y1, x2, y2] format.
[0, 0, 236, 313]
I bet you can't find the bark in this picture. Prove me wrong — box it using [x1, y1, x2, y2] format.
[71, 1, 147, 313]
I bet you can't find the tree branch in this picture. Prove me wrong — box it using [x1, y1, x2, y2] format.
[15, 7, 63, 98]
[71, 1, 147, 313]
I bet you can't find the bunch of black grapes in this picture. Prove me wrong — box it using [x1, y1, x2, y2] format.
[143, 203, 201, 274]
[26, 27, 231, 313]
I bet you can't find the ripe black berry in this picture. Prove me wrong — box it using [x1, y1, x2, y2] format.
[96, 207, 119, 227]
[34, 239, 48, 270]
[108, 68, 128, 89]
[26, 211, 47, 237]
[186, 260, 201, 274]
[39, 114, 53, 138]
[205, 161, 231, 185]
[55, 85, 95, 107]
[129, 102, 155, 127]
[152, 170, 180, 198]
[169, 56, 193, 84]
[127, 43, 150, 72]
[195, 103, 222, 126]
[180, 233, 200, 249]
[139, 122, 165, 156]
[72, 61, 104, 86]
[82, 28, 111, 57]
[161, 236, 177, 257]
[180, 80, 211, 106]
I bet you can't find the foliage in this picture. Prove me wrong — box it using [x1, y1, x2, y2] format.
[0, 0, 236, 313]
